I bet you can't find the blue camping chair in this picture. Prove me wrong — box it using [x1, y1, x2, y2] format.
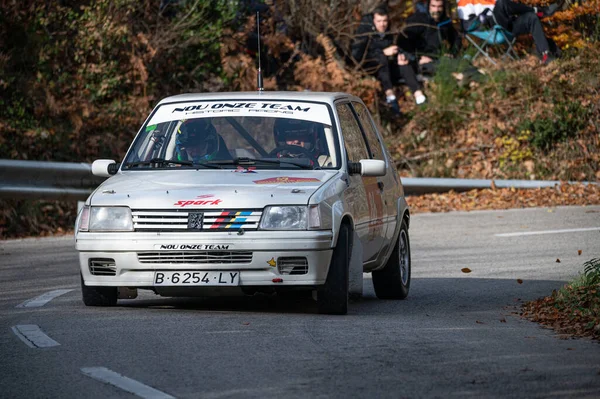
[463, 9, 518, 65]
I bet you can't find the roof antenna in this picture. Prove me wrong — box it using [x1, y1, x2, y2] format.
[256, 11, 264, 92]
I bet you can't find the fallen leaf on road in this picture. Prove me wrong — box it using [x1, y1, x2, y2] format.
[517, 279, 523, 284]
[242, 322, 250, 325]
[556, 258, 561, 263]
[500, 318, 507, 323]
[476, 320, 485, 324]
[578, 250, 582, 255]
[461, 267, 472, 273]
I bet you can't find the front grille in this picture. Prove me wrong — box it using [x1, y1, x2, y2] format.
[89, 258, 117, 276]
[138, 251, 253, 264]
[131, 209, 262, 232]
[278, 257, 309, 275]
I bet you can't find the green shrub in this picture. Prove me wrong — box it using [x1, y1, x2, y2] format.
[584, 258, 600, 285]
[517, 101, 592, 151]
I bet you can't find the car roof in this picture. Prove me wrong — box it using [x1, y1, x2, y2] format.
[156, 91, 361, 107]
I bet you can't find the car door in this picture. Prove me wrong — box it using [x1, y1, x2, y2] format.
[350, 101, 397, 258]
[335, 101, 385, 264]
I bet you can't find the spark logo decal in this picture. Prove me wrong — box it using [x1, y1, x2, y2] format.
[267, 258, 276, 267]
[253, 177, 321, 185]
[174, 194, 222, 207]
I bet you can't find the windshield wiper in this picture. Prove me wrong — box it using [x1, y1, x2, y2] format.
[214, 157, 314, 169]
[125, 158, 192, 168]
[125, 158, 222, 169]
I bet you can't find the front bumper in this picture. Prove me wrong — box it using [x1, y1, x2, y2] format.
[76, 230, 334, 288]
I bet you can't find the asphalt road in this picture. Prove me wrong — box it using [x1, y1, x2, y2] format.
[1, 205, 599, 398]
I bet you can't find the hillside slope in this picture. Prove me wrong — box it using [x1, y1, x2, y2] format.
[0, 0, 598, 238]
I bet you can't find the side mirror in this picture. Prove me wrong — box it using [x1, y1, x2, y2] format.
[92, 159, 118, 177]
[348, 159, 386, 177]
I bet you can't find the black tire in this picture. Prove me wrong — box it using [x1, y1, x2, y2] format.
[372, 219, 411, 299]
[81, 273, 118, 307]
[317, 223, 350, 315]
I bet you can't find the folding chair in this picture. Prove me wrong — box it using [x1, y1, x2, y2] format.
[457, 0, 518, 65]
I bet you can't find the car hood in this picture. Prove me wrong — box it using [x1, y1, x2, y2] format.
[89, 169, 340, 209]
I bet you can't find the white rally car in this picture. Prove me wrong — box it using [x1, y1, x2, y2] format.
[75, 91, 411, 314]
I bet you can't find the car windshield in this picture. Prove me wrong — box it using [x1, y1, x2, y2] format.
[122, 100, 339, 170]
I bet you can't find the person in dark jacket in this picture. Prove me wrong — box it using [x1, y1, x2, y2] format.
[351, 6, 426, 114]
[398, 0, 463, 76]
[492, 0, 559, 64]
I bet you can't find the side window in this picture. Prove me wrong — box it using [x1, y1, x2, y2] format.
[336, 103, 369, 161]
[352, 101, 385, 161]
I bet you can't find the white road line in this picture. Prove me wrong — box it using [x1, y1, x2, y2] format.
[496, 227, 600, 237]
[11, 325, 60, 348]
[81, 367, 176, 399]
[16, 289, 74, 308]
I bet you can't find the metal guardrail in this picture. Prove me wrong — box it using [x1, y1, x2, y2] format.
[400, 177, 573, 195]
[0, 159, 107, 200]
[0, 159, 594, 201]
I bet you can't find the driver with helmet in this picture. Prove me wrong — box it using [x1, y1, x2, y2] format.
[175, 118, 220, 162]
[272, 118, 321, 163]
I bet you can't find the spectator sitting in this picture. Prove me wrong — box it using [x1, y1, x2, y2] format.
[489, 0, 560, 64]
[399, 0, 463, 76]
[351, 5, 427, 115]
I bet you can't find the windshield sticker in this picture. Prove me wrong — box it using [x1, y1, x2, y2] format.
[253, 177, 321, 185]
[145, 124, 157, 131]
[233, 166, 257, 173]
[149, 101, 332, 126]
[157, 244, 231, 250]
[174, 194, 222, 207]
[172, 103, 310, 113]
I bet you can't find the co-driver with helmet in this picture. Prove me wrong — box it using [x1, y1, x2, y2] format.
[271, 118, 323, 165]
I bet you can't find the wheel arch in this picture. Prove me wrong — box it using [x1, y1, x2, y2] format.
[331, 200, 355, 248]
[373, 197, 410, 272]
[403, 208, 410, 229]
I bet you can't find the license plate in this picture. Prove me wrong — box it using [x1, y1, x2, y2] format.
[153, 271, 239, 286]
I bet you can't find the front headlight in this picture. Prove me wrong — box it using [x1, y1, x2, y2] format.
[78, 206, 133, 232]
[260, 206, 307, 230]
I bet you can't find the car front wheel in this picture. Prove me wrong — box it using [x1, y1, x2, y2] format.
[81, 273, 118, 306]
[317, 223, 351, 315]
[372, 219, 411, 299]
